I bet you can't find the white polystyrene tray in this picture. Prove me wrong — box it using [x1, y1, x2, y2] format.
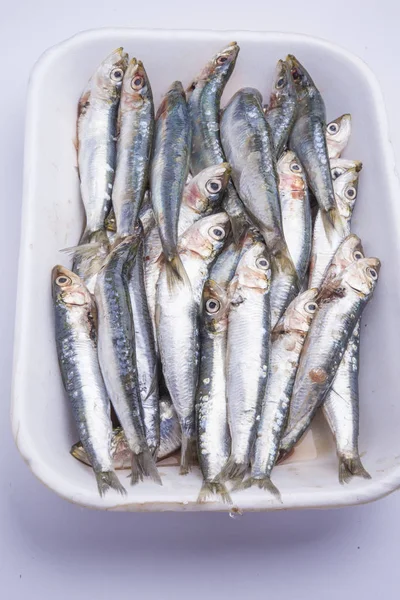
[11, 28, 400, 512]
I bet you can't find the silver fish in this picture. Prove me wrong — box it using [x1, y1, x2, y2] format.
[52, 266, 125, 496]
[221, 87, 298, 327]
[287, 55, 338, 226]
[77, 48, 128, 241]
[144, 163, 231, 346]
[150, 81, 191, 286]
[241, 289, 319, 498]
[323, 322, 370, 483]
[318, 234, 370, 483]
[326, 114, 352, 159]
[280, 256, 381, 457]
[309, 167, 360, 289]
[196, 280, 232, 504]
[222, 239, 272, 482]
[330, 157, 362, 181]
[265, 60, 297, 159]
[156, 213, 230, 473]
[187, 42, 248, 240]
[126, 240, 159, 457]
[71, 395, 181, 467]
[95, 236, 160, 484]
[112, 59, 154, 237]
[278, 150, 311, 284]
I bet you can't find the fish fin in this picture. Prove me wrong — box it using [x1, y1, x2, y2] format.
[166, 254, 190, 290]
[130, 453, 144, 485]
[220, 457, 248, 483]
[70, 442, 91, 466]
[339, 456, 371, 484]
[136, 450, 162, 485]
[233, 477, 282, 502]
[180, 435, 197, 475]
[197, 481, 232, 505]
[61, 241, 102, 258]
[230, 213, 249, 245]
[95, 471, 126, 497]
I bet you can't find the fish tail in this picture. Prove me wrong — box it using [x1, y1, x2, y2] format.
[232, 476, 282, 501]
[220, 457, 248, 483]
[230, 212, 249, 245]
[95, 471, 126, 497]
[166, 254, 190, 290]
[180, 434, 197, 475]
[339, 455, 371, 484]
[197, 481, 232, 505]
[130, 453, 144, 485]
[136, 449, 162, 485]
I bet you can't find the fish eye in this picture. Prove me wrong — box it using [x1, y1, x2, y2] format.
[216, 55, 228, 65]
[206, 178, 223, 194]
[331, 167, 344, 180]
[276, 77, 285, 89]
[110, 67, 124, 82]
[56, 275, 71, 286]
[131, 75, 144, 90]
[209, 225, 226, 240]
[327, 122, 339, 135]
[290, 162, 302, 173]
[345, 186, 357, 200]
[353, 250, 364, 261]
[367, 267, 378, 280]
[305, 302, 318, 314]
[256, 257, 269, 270]
[205, 298, 220, 314]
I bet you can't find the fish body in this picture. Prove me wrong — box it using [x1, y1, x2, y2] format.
[287, 55, 337, 221]
[112, 59, 154, 236]
[156, 213, 230, 473]
[95, 236, 160, 484]
[326, 114, 352, 159]
[187, 42, 247, 239]
[265, 60, 297, 159]
[150, 81, 191, 284]
[77, 48, 128, 240]
[278, 150, 311, 284]
[280, 256, 381, 455]
[52, 266, 125, 496]
[221, 87, 298, 326]
[309, 167, 360, 289]
[244, 289, 319, 497]
[71, 395, 181, 467]
[126, 240, 160, 457]
[223, 240, 272, 482]
[196, 280, 232, 503]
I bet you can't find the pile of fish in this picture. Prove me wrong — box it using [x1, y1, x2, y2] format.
[52, 43, 381, 503]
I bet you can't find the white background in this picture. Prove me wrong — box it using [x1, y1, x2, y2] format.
[1, 2, 399, 598]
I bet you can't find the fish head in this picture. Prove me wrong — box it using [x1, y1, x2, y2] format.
[277, 150, 306, 192]
[334, 167, 360, 219]
[119, 58, 153, 112]
[202, 279, 230, 333]
[330, 157, 363, 181]
[156, 81, 185, 118]
[185, 163, 231, 214]
[326, 114, 352, 157]
[52, 265, 92, 307]
[180, 212, 231, 260]
[285, 54, 315, 99]
[91, 47, 129, 101]
[343, 257, 381, 297]
[275, 288, 319, 334]
[233, 241, 272, 292]
[329, 234, 364, 278]
[187, 42, 239, 92]
[268, 59, 296, 108]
